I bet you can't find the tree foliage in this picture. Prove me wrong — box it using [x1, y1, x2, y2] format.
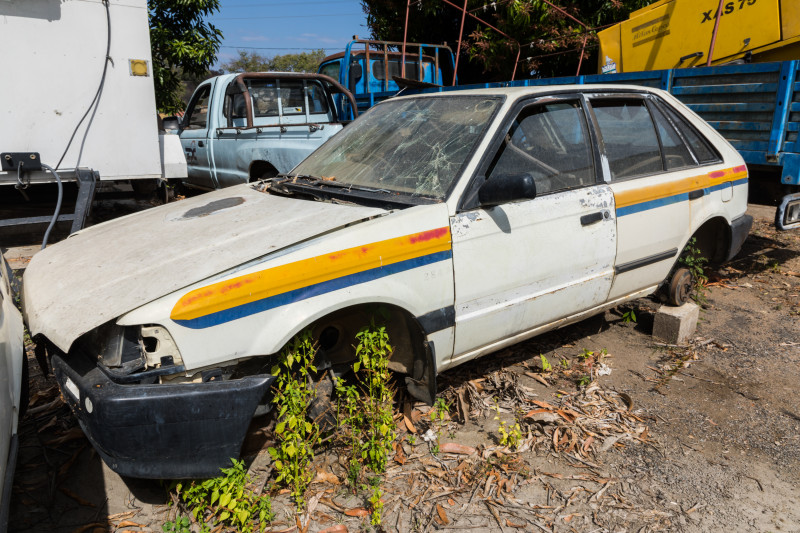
[149, 0, 222, 113]
[222, 49, 327, 74]
[360, 0, 653, 83]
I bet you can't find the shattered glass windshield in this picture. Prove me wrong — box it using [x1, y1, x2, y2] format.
[289, 96, 502, 199]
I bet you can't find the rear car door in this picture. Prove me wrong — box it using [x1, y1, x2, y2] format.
[588, 95, 719, 299]
[449, 96, 617, 365]
[180, 82, 215, 189]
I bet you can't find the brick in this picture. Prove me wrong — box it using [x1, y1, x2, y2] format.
[652, 302, 699, 345]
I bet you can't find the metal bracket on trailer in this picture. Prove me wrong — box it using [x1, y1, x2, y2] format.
[0, 168, 98, 236]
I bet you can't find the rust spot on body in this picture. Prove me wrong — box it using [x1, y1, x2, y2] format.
[409, 227, 449, 244]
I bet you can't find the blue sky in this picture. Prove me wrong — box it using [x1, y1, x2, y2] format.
[210, 0, 370, 68]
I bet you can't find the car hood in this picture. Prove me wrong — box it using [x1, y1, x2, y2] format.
[23, 185, 386, 352]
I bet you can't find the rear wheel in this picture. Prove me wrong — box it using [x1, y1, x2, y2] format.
[668, 267, 693, 306]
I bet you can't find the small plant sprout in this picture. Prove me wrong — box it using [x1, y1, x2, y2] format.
[578, 348, 594, 360]
[492, 399, 523, 451]
[622, 309, 637, 323]
[539, 353, 552, 372]
[269, 331, 320, 511]
[369, 484, 384, 526]
[560, 357, 570, 369]
[577, 375, 592, 388]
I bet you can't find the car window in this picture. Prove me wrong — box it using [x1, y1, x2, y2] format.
[592, 99, 663, 179]
[658, 101, 721, 164]
[487, 100, 595, 194]
[649, 102, 696, 170]
[319, 61, 340, 81]
[185, 85, 211, 130]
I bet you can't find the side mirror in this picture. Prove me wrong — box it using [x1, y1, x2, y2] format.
[162, 115, 181, 133]
[478, 173, 537, 207]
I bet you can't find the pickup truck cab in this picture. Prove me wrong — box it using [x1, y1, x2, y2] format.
[318, 39, 456, 118]
[179, 72, 357, 190]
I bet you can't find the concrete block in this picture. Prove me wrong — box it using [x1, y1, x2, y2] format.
[652, 302, 699, 345]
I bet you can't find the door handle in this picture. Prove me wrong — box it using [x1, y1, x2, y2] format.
[198, 141, 205, 147]
[688, 189, 704, 200]
[580, 211, 604, 226]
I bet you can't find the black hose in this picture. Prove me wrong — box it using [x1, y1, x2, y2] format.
[55, 0, 112, 171]
[40, 164, 63, 250]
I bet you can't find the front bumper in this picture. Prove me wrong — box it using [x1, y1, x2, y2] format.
[52, 351, 275, 479]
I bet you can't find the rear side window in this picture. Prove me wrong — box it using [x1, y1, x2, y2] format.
[244, 79, 329, 117]
[488, 100, 596, 194]
[659, 102, 721, 163]
[592, 99, 662, 179]
[649, 102, 695, 170]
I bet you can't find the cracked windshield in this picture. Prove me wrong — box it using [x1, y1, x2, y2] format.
[290, 96, 501, 198]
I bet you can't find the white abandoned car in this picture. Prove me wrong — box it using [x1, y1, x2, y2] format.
[23, 85, 751, 478]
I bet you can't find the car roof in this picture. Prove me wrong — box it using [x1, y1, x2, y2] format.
[394, 83, 664, 100]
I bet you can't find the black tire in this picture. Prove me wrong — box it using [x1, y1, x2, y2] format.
[668, 267, 693, 306]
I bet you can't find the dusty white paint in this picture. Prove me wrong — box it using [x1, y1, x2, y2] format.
[23, 185, 386, 352]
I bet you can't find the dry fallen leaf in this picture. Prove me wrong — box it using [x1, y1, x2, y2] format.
[60, 488, 94, 507]
[313, 470, 340, 485]
[319, 526, 348, 533]
[435, 503, 449, 525]
[439, 442, 476, 455]
[403, 415, 417, 434]
[344, 508, 369, 517]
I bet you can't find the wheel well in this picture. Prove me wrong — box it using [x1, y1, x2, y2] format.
[248, 161, 279, 182]
[306, 303, 436, 404]
[688, 216, 731, 266]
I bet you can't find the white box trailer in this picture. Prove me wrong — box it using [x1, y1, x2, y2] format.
[0, 0, 187, 235]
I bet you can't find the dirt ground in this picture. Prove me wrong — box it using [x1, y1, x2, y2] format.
[7, 204, 800, 533]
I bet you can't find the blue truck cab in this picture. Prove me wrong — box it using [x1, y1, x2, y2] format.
[318, 39, 456, 118]
[179, 72, 357, 190]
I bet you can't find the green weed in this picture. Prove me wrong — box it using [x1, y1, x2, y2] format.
[679, 237, 709, 305]
[171, 459, 274, 533]
[268, 331, 320, 510]
[539, 354, 552, 372]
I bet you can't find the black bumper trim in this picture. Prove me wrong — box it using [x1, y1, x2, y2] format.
[52, 352, 275, 479]
[417, 306, 455, 334]
[726, 214, 753, 261]
[615, 248, 678, 275]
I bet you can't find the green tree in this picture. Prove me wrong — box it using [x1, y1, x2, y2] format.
[269, 49, 327, 72]
[221, 50, 272, 73]
[149, 0, 222, 114]
[222, 49, 327, 73]
[360, 0, 653, 83]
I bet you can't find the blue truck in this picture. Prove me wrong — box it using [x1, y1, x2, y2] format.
[384, 60, 800, 230]
[318, 39, 456, 119]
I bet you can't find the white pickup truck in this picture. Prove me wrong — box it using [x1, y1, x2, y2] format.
[179, 72, 358, 190]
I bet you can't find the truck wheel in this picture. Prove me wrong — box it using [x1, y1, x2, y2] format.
[668, 267, 693, 306]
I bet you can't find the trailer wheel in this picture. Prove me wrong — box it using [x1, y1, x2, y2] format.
[668, 267, 693, 306]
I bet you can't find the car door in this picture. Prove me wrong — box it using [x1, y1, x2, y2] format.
[180, 82, 216, 189]
[449, 96, 617, 365]
[588, 95, 701, 300]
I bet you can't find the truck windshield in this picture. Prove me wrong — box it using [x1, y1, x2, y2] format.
[290, 96, 501, 199]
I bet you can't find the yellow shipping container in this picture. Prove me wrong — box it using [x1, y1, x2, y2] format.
[598, 0, 800, 74]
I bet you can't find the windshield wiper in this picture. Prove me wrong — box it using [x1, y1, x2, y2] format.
[281, 175, 392, 194]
